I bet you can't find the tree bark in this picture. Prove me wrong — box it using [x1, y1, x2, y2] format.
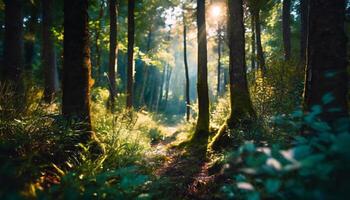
[223, 68, 229, 92]
[164, 64, 172, 106]
[282, 0, 292, 61]
[300, 0, 308, 64]
[139, 29, 153, 106]
[2, 0, 24, 92]
[157, 64, 166, 110]
[217, 25, 222, 97]
[303, 0, 349, 132]
[43, 0, 59, 103]
[62, 0, 93, 135]
[251, 13, 256, 71]
[108, 0, 118, 111]
[255, 9, 266, 73]
[95, 2, 104, 85]
[183, 10, 191, 122]
[210, 0, 256, 150]
[194, 0, 210, 138]
[126, 0, 135, 109]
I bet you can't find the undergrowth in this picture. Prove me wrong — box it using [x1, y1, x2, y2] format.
[0, 86, 163, 200]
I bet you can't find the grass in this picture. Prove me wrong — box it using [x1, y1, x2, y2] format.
[0, 87, 174, 199]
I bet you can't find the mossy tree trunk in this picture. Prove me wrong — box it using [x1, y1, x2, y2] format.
[193, 0, 210, 139]
[303, 0, 349, 132]
[126, 0, 135, 109]
[43, 0, 59, 103]
[210, 0, 256, 150]
[62, 0, 93, 138]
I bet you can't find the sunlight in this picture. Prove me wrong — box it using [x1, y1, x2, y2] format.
[163, 7, 182, 30]
[210, 5, 222, 19]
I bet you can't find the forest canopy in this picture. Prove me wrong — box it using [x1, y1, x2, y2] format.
[0, 0, 349, 199]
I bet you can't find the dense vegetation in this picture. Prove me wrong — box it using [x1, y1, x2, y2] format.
[0, 0, 349, 199]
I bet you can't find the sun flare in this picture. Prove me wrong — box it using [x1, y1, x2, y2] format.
[211, 5, 222, 18]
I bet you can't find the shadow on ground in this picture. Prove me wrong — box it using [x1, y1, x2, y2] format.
[148, 131, 220, 200]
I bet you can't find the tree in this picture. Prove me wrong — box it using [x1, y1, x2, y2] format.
[42, 0, 58, 103]
[183, 8, 191, 122]
[2, 0, 24, 91]
[94, 1, 104, 85]
[24, 0, 38, 78]
[300, 0, 308, 64]
[193, 0, 210, 139]
[217, 25, 223, 96]
[250, 13, 256, 71]
[138, 28, 153, 107]
[255, 8, 266, 73]
[303, 0, 349, 132]
[108, 0, 118, 111]
[210, 0, 256, 150]
[282, 0, 291, 61]
[126, 0, 135, 109]
[62, 0, 93, 137]
[164, 63, 172, 106]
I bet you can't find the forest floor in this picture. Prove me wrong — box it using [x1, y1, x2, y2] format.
[147, 122, 220, 199]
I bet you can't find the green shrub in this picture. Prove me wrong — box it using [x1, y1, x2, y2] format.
[217, 110, 350, 199]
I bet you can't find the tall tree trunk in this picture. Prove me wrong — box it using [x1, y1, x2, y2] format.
[43, 0, 58, 103]
[126, 0, 135, 109]
[251, 13, 256, 71]
[300, 0, 308, 65]
[148, 70, 155, 110]
[24, 1, 38, 78]
[96, 2, 104, 85]
[157, 64, 166, 110]
[62, 0, 93, 136]
[283, 0, 292, 61]
[164, 64, 172, 106]
[255, 9, 266, 73]
[223, 68, 229, 92]
[149, 70, 159, 111]
[303, 0, 348, 132]
[193, 0, 210, 138]
[108, 0, 118, 111]
[139, 29, 153, 106]
[210, 0, 256, 150]
[2, 0, 24, 92]
[217, 25, 222, 97]
[183, 10, 191, 122]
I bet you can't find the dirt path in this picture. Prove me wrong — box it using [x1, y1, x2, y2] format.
[148, 126, 218, 200]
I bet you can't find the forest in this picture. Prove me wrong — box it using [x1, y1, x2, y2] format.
[0, 0, 350, 199]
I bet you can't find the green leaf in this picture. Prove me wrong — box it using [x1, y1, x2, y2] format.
[322, 93, 334, 105]
[247, 192, 260, 200]
[235, 174, 246, 182]
[291, 145, 311, 160]
[244, 141, 256, 152]
[299, 154, 325, 168]
[331, 133, 350, 156]
[265, 179, 281, 194]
